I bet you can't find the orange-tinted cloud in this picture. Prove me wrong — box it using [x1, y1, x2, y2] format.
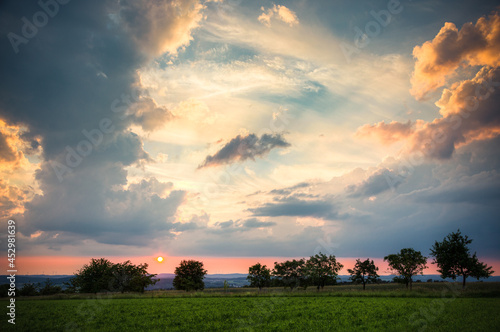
[411, 12, 500, 100]
[0, 119, 39, 218]
[356, 120, 415, 145]
[409, 67, 500, 159]
[362, 67, 500, 159]
[0, 119, 26, 170]
[0, 178, 33, 218]
[258, 5, 299, 27]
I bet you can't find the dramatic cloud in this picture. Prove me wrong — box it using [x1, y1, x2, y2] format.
[362, 11, 500, 160]
[356, 120, 416, 145]
[24, 174, 187, 245]
[409, 67, 500, 159]
[258, 4, 299, 27]
[360, 67, 500, 159]
[411, 11, 500, 99]
[0, 0, 206, 247]
[198, 133, 290, 168]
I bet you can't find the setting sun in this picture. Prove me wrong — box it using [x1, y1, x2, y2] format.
[156, 256, 164, 263]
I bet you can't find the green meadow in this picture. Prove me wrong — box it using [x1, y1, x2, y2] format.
[2, 283, 500, 331]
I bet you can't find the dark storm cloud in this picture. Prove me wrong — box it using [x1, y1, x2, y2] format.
[198, 133, 290, 168]
[0, 0, 203, 245]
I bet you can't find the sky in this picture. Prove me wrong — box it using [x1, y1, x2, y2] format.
[0, 0, 499, 275]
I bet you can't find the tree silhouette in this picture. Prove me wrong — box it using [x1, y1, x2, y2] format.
[384, 248, 427, 290]
[173, 260, 207, 291]
[348, 258, 380, 290]
[305, 253, 343, 291]
[247, 263, 271, 290]
[71, 258, 158, 293]
[430, 229, 494, 289]
[272, 259, 306, 290]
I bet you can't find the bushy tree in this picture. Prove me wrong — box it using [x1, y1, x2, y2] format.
[247, 263, 271, 290]
[347, 258, 380, 290]
[71, 258, 158, 293]
[305, 253, 343, 291]
[384, 248, 427, 290]
[0, 283, 16, 297]
[173, 260, 207, 291]
[431, 229, 494, 289]
[272, 259, 306, 290]
[39, 279, 62, 296]
[72, 258, 114, 293]
[19, 283, 39, 296]
[111, 261, 158, 293]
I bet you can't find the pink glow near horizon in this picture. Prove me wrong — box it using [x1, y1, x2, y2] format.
[2, 256, 500, 276]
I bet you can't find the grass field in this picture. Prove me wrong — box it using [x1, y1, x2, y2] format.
[2, 283, 500, 331]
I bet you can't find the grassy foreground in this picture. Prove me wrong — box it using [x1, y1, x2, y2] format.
[2, 283, 500, 331]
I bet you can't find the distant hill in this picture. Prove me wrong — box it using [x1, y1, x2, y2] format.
[2, 274, 499, 290]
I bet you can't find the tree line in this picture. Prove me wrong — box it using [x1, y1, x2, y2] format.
[4, 229, 492, 296]
[173, 230, 494, 292]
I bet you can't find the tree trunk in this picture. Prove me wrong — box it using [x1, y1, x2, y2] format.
[409, 278, 412, 291]
[462, 275, 466, 290]
[362, 281, 366, 290]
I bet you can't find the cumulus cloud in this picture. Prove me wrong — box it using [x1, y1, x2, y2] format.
[409, 67, 500, 159]
[362, 12, 500, 160]
[198, 133, 290, 168]
[360, 67, 500, 159]
[24, 174, 187, 245]
[411, 11, 500, 99]
[258, 4, 299, 27]
[356, 120, 416, 145]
